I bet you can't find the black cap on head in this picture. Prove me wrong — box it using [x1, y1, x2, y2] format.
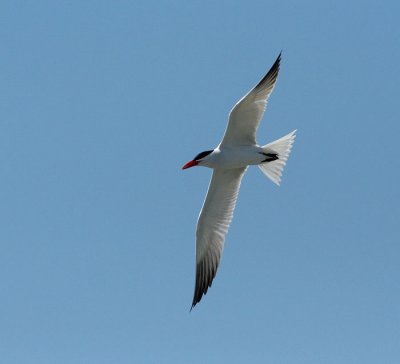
[193, 150, 213, 161]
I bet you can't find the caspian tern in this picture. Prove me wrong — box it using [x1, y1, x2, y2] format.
[183, 53, 296, 309]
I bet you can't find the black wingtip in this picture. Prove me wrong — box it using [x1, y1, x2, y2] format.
[190, 296, 200, 311]
[273, 51, 282, 69]
[190, 254, 220, 310]
[190, 295, 199, 311]
[254, 52, 282, 90]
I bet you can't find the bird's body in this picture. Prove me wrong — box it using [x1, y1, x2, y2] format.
[200, 145, 270, 169]
[183, 53, 296, 309]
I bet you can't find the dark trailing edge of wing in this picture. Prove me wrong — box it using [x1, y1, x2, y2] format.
[254, 52, 281, 91]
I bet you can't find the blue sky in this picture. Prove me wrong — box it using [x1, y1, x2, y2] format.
[1, 1, 399, 363]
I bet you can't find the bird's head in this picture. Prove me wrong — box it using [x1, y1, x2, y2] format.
[182, 150, 214, 170]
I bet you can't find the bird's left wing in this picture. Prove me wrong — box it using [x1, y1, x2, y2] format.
[192, 167, 247, 309]
[220, 53, 281, 147]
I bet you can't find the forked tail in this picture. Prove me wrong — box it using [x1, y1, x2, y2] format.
[258, 130, 296, 186]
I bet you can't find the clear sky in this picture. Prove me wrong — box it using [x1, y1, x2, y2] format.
[1, 1, 399, 363]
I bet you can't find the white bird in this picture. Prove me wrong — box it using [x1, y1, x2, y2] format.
[182, 53, 296, 309]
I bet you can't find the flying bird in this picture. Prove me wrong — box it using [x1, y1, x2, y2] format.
[182, 53, 296, 309]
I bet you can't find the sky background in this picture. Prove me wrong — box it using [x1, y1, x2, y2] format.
[1, 1, 399, 363]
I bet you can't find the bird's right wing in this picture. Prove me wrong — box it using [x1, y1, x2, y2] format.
[192, 167, 247, 309]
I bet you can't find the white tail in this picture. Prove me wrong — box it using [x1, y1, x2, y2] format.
[258, 130, 296, 186]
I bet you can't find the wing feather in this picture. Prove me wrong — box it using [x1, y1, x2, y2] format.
[191, 167, 247, 308]
[220, 53, 281, 147]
